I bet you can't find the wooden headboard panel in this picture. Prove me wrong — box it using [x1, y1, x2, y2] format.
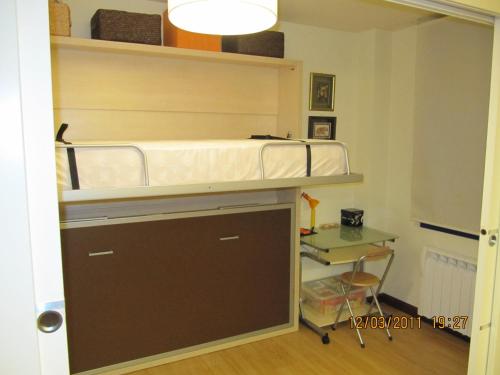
[51, 39, 300, 141]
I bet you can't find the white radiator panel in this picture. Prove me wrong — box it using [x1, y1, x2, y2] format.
[419, 248, 477, 336]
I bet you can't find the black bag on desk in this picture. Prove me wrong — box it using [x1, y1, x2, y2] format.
[341, 208, 364, 227]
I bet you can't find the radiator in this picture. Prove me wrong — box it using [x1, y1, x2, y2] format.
[419, 247, 477, 336]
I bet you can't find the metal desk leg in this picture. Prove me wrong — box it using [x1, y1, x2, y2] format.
[366, 251, 395, 317]
[299, 300, 330, 344]
[299, 251, 330, 344]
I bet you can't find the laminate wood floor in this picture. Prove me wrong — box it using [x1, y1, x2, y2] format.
[131, 306, 469, 375]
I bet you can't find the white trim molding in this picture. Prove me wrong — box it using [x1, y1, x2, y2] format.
[385, 0, 495, 24]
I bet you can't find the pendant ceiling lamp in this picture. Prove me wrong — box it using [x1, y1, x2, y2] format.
[168, 0, 278, 35]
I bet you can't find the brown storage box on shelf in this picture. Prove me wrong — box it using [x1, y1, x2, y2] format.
[163, 12, 221, 51]
[49, 0, 71, 36]
[91, 9, 161, 45]
[222, 31, 284, 58]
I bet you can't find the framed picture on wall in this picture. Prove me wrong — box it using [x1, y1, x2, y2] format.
[308, 116, 336, 140]
[309, 72, 335, 111]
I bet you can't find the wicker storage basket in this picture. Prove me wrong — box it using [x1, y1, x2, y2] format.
[49, 0, 71, 36]
[222, 31, 284, 58]
[91, 9, 161, 46]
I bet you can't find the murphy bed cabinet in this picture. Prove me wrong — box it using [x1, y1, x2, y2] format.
[61, 204, 294, 374]
[50, 37, 305, 374]
[53, 36, 363, 374]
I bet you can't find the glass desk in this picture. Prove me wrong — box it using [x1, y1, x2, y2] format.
[301, 226, 398, 251]
[299, 225, 398, 343]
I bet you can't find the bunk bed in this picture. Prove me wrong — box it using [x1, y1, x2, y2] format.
[52, 36, 363, 375]
[56, 138, 351, 193]
[57, 137, 360, 373]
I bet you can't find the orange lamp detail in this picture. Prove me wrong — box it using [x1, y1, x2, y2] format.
[301, 192, 320, 232]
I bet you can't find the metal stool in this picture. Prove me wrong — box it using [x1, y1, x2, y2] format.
[333, 246, 395, 348]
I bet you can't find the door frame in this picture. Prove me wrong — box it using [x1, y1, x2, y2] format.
[480, 17, 500, 375]
[1, 0, 44, 373]
[1, 0, 70, 374]
[467, 16, 500, 375]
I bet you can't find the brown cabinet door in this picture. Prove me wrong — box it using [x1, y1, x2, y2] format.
[61, 208, 291, 373]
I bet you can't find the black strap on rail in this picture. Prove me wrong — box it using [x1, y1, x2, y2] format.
[306, 144, 311, 177]
[249, 134, 292, 140]
[56, 123, 80, 190]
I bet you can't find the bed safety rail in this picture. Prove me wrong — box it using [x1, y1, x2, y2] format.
[56, 143, 150, 189]
[56, 140, 351, 191]
[258, 140, 351, 179]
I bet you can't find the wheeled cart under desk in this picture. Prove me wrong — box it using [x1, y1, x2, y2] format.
[299, 226, 398, 343]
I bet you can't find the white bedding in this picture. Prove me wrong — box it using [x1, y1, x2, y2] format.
[56, 139, 349, 190]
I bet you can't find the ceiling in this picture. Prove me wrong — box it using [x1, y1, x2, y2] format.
[278, 0, 433, 32]
[279, 0, 434, 32]
[151, 0, 436, 32]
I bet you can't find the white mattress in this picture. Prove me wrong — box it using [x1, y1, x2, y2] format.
[56, 139, 349, 190]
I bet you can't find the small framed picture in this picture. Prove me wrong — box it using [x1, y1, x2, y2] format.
[309, 72, 335, 111]
[308, 116, 336, 140]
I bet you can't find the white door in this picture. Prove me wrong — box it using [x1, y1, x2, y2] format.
[470, 17, 500, 375]
[0, 0, 70, 374]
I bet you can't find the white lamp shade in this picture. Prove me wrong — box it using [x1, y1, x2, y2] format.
[168, 0, 278, 35]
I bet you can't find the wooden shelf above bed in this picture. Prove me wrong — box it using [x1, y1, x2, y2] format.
[50, 36, 302, 141]
[50, 36, 300, 70]
[59, 173, 363, 203]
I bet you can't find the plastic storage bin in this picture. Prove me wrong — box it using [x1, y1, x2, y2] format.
[302, 277, 365, 315]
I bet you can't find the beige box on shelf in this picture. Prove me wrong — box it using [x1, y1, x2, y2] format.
[49, 0, 71, 36]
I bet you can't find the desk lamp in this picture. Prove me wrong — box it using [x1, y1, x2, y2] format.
[301, 192, 319, 236]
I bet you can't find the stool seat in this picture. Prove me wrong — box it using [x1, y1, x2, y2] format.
[339, 271, 380, 287]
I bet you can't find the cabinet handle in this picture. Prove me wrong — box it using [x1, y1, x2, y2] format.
[89, 250, 114, 257]
[219, 235, 240, 241]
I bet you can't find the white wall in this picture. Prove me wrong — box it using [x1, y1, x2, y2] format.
[279, 22, 393, 230]
[280, 22, 364, 218]
[279, 22, 390, 280]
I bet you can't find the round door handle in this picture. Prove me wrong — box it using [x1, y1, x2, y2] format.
[37, 310, 63, 333]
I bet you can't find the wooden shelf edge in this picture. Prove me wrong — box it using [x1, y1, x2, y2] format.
[59, 174, 363, 203]
[50, 36, 300, 69]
